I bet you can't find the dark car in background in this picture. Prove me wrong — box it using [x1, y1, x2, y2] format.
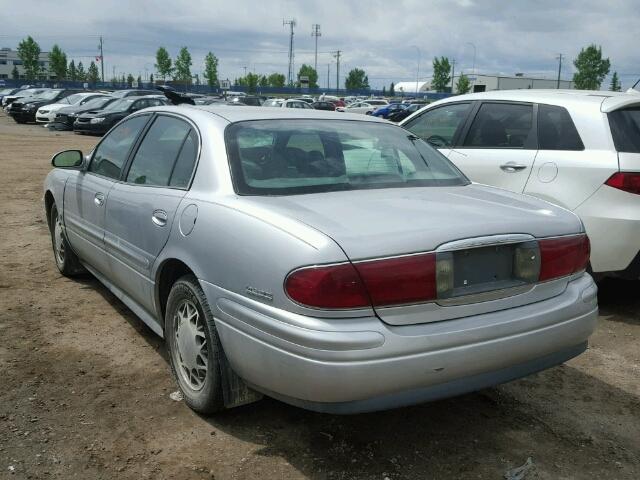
[387, 102, 427, 122]
[371, 103, 407, 119]
[0, 87, 21, 103]
[228, 95, 263, 106]
[311, 101, 336, 111]
[2, 88, 50, 109]
[9, 89, 84, 123]
[73, 96, 167, 134]
[110, 89, 159, 98]
[53, 96, 117, 130]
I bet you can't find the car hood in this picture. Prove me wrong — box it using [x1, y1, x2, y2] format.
[233, 185, 583, 260]
[77, 110, 124, 118]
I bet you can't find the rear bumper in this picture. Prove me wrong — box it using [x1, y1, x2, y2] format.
[204, 274, 598, 413]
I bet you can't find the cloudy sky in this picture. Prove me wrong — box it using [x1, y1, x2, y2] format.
[1, 0, 638, 89]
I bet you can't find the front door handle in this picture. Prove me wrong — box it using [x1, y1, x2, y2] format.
[152, 209, 168, 227]
[500, 162, 528, 173]
[94, 192, 105, 206]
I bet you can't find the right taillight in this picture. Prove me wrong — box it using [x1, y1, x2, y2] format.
[605, 172, 640, 195]
[538, 234, 590, 282]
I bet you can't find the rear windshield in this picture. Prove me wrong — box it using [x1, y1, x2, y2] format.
[609, 107, 640, 153]
[226, 119, 469, 195]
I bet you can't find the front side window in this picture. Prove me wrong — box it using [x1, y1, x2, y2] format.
[226, 120, 469, 195]
[89, 115, 149, 179]
[538, 104, 584, 150]
[608, 107, 640, 153]
[403, 102, 471, 147]
[464, 102, 534, 148]
[126, 116, 195, 187]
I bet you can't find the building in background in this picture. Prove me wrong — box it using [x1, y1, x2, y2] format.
[0, 48, 52, 80]
[394, 74, 574, 96]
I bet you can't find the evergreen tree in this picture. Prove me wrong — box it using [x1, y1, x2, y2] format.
[389, 82, 395, 96]
[76, 61, 86, 81]
[11, 65, 20, 80]
[17, 36, 41, 80]
[203, 52, 219, 87]
[49, 44, 67, 80]
[68, 60, 77, 81]
[382, 86, 386, 96]
[149, 73, 154, 84]
[87, 61, 100, 84]
[609, 71, 622, 91]
[126, 74, 135, 87]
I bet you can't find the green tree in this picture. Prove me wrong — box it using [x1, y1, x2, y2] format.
[126, 73, 135, 87]
[573, 44, 610, 90]
[389, 82, 395, 96]
[267, 73, 286, 87]
[238, 72, 260, 93]
[296, 64, 318, 88]
[17, 36, 41, 80]
[49, 44, 67, 80]
[155, 47, 173, 82]
[76, 61, 86, 81]
[11, 65, 19, 80]
[259, 75, 268, 87]
[203, 51, 219, 88]
[137, 75, 143, 86]
[68, 60, 77, 81]
[87, 61, 100, 84]
[609, 71, 621, 91]
[149, 73, 154, 84]
[456, 73, 471, 94]
[344, 68, 369, 90]
[173, 47, 192, 87]
[431, 56, 452, 92]
[382, 86, 386, 96]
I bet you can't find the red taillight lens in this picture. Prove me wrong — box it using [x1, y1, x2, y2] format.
[285, 263, 370, 309]
[354, 253, 437, 306]
[605, 172, 640, 195]
[538, 234, 590, 282]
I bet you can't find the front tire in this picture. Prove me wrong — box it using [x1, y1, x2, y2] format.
[166, 275, 224, 414]
[49, 203, 84, 276]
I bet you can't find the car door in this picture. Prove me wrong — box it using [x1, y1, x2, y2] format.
[447, 101, 538, 193]
[104, 114, 199, 317]
[402, 102, 473, 158]
[63, 114, 151, 275]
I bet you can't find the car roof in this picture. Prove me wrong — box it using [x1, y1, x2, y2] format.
[147, 104, 389, 124]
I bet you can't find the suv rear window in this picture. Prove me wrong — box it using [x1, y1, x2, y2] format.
[538, 104, 584, 150]
[608, 107, 640, 153]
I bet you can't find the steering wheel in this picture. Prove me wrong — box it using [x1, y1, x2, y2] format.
[426, 135, 449, 147]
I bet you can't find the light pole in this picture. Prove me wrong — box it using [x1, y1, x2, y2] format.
[411, 46, 421, 96]
[465, 42, 476, 75]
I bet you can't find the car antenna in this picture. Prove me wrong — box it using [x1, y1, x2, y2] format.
[156, 85, 195, 105]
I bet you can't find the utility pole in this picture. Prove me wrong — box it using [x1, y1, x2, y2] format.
[333, 50, 341, 92]
[327, 63, 330, 90]
[98, 36, 104, 82]
[311, 24, 321, 74]
[556, 53, 563, 89]
[283, 19, 296, 85]
[112, 65, 116, 82]
[243, 66, 247, 77]
[451, 59, 456, 92]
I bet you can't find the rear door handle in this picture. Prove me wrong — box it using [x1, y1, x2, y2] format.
[500, 163, 528, 173]
[94, 192, 105, 206]
[152, 209, 168, 227]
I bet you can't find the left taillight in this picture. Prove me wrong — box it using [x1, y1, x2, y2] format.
[538, 234, 590, 282]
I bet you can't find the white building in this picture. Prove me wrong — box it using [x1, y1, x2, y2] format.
[392, 74, 574, 95]
[0, 47, 53, 80]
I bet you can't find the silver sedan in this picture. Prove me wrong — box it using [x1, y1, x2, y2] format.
[43, 105, 598, 414]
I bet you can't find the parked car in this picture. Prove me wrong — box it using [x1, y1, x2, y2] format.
[44, 105, 597, 415]
[2, 88, 50, 109]
[110, 89, 159, 98]
[311, 101, 336, 111]
[371, 103, 407, 119]
[73, 96, 167, 134]
[338, 99, 389, 114]
[53, 96, 119, 130]
[294, 97, 314, 104]
[388, 103, 426, 122]
[36, 92, 110, 124]
[401, 89, 640, 279]
[9, 89, 85, 123]
[262, 98, 313, 109]
[194, 96, 225, 106]
[0, 87, 21, 102]
[228, 95, 263, 106]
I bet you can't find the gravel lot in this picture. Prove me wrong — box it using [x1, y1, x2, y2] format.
[0, 112, 638, 480]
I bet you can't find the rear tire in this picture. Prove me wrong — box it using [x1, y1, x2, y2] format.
[165, 275, 224, 414]
[49, 203, 84, 276]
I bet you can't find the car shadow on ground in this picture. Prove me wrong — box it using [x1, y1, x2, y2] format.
[597, 278, 640, 324]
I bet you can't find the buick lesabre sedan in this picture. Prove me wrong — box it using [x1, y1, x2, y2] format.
[44, 106, 598, 414]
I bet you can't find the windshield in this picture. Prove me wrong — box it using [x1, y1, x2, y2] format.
[226, 120, 469, 195]
[103, 98, 135, 111]
[609, 107, 640, 153]
[0, 88, 14, 95]
[81, 97, 114, 110]
[34, 90, 62, 100]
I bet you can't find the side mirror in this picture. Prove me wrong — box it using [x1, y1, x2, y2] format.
[51, 150, 84, 168]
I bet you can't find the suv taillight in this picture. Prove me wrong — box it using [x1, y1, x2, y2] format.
[538, 234, 590, 281]
[605, 172, 640, 195]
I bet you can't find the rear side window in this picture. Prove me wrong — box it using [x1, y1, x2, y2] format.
[464, 103, 534, 148]
[126, 116, 194, 187]
[538, 104, 584, 150]
[403, 102, 471, 147]
[169, 130, 199, 188]
[608, 107, 640, 153]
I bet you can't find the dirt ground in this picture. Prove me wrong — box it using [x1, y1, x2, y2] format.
[0, 112, 638, 480]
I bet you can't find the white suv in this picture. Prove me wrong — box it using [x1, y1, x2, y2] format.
[401, 89, 640, 279]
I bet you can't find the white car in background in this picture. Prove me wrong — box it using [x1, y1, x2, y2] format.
[338, 99, 389, 115]
[401, 89, 640, 279]
[36, 92, 108, 124]
[262, 98, 313, 109]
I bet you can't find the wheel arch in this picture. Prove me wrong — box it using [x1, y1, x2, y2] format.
[44, 190, 56, 230]
[155, 258, 198, 329]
